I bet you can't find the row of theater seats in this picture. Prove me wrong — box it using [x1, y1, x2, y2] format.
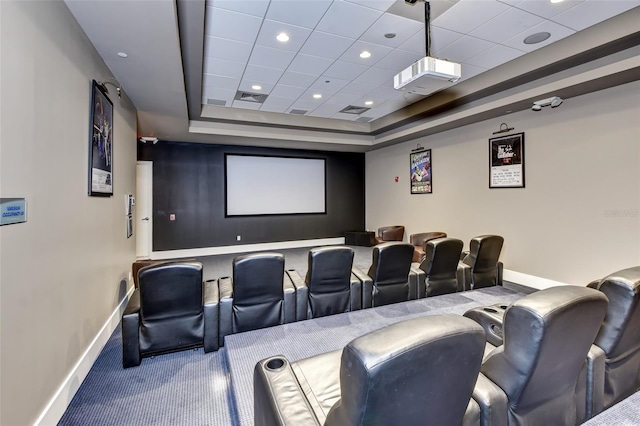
[121, 235, 504, 368]
[254, 266, 640, 426]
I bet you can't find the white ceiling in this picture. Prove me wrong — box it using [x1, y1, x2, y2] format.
[200, 0, 639, 122]
[64, 0, 640, 150]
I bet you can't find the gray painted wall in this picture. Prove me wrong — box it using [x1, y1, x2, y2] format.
[0, 2, 137, 425]
[366, 81, 640, 285]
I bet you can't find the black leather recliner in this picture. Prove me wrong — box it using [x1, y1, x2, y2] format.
[254, 315, 486, 426]
[585, 266, 640, 413]
[217, 252, 296, 347]
[472, 286, 608, 426]
[411, 237, 464, 297]
[121, 261, 219, 368]
[353, 242, 417, 308]
[458, 235, 504, 291]
[286, 246, 362, 319]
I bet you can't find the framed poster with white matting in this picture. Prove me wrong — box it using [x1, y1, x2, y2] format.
[489, 132, 524, 188]
[410, 149, 432, 194]
[88, 80, 113, 196]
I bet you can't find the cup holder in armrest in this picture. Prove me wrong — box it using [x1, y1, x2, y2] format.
[265, 357, 288, 372]
[499, 305, 508, 310]
[483, 307, 498, 313]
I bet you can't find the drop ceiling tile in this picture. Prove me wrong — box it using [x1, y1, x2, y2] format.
[360, 13, 424, 48]
[299, 31, 356, 60]
[510, 0, 585, 20]
[551, 0, 640, 32]
[309, 76, 351, 94]
[243, 64, 285, 84]
[316, 0, 384, 39]
[232, 100, 262, 110]
[459, 63, 488, 81]
[324, 91, 363, 106]
[341, 79, 379, 96]
[248, 45, 296, 70]
[353, 67, 397, 86]
[291, 96, 325, 112]
[362, 85, 401, 102]
[435, 35, 494, 63]
[398, 28, 426, 54]
[266, 0, 333, 29]
[434, 0, 510, 35]
[344, 0, 396, 12]
[260, 95, 295, 108]
[464, 44, 522, 69]
[204, 36, 253, 63]
[202, 73, 241, 90]
[308, 103, 345, 118]
[201, 86, 236, 104]
[338, 40, 394, 66]
[203, 57, 246, 78]
[374, 49, 422, 71]
[270, 84, 307, 99]
[429, 26, 464, 53]
[279, 70, 319, 87]
[287, 54, 334, 76]
[470, 7, 545, 43]
[209, 0, 270, 17]
[205, 7, 262, 43]
[255, 20, 313, 52]
[259, 103, 290, 113]
[238, 80, 275, 94]
[324, 60, 368, 80]
[502, 20, 575, 52]
[332, 112, 361, 121]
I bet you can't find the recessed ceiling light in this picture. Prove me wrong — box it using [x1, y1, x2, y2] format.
[251, 84, 262, 91]
[384, 33, 396, 39]
[365, 101, 373, 106]
[359, 50, 372, 59]
[117, 52, 128, 58]
[313, 94, 322, 99]
[276, 33, 289, 42]
[524, 32, 551, 44]
[550, 0, 564, 3]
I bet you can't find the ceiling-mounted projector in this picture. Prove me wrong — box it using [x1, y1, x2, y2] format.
[394, 56, 462, 92]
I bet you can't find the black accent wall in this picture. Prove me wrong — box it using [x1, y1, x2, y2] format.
[138, 141, 365, 251]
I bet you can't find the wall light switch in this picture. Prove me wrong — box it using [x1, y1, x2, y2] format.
[236, 235, 241, 241]
[169, 214, 176, 221]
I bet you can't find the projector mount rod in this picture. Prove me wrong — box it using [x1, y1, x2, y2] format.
[424, 1, 431, 57]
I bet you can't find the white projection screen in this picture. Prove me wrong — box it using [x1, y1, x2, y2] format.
[225, 154, 326, 216]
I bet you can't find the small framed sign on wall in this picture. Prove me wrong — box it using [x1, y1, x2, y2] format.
[88, 80, 114, 196]
[410, 149, 432, 194]
[489, 132, 525, 188]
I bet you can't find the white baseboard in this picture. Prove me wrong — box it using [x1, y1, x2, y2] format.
[150, 237, 345, 260]
[503, 269, 572, 290]
[34, 286, 134, 426]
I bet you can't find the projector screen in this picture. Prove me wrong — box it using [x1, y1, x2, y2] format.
[225, 154, 326, 216]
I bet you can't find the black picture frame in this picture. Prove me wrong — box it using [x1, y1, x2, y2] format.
[88, 80, 113, 196]
[410, 149, 432, 194]
[489, 132, 525, 188]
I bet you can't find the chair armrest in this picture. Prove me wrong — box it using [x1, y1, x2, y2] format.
[457, 262, 471, 291]
[254, 356, 320, 426]
[351, 267, 373, 309]
[587, 279, 602, 289]
[218, 276, 234, 348]
[463, 304, 507, 347]
[460, 250, 470, 261]
[496, 261, 503, 286]
[408, 267, 419, 300]
[286, 269, 308, 321]
[203, 280, 220, 352]
[283, 273, 296, 324]
[472, 372, 509, 426]
[122, 289, 141, 368]
[410, 263, 426, 299]
[575, 344, 606, 422]
[349, 271, 362, 311]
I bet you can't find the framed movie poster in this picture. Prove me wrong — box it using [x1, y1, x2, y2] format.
[410, 149, 432, 194]
[489, 132, 524, 188]
[88, 80, 113, 196]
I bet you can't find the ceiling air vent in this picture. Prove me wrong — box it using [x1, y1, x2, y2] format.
[234, 91, 268, 104]
[340, 105, 371, 115]
[206, 98, 227, 106]
[289, 109, 308, 115]
[356, 116, 374, 123]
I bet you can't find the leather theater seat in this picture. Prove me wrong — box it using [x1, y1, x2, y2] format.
[121, 261, 219, 368]
[217, 252, 297, 348]
[471, 286, 608, 426]
[411, 237, 464, 297]
[131, 258, 197, 288]
[374, 225, 405, 245]
[458, 235, 504, 291]
[286, 246, 364, 319]
[352, 241, 417, 308]
[409, 231, 447, 263]
[254, 315, 486, 426]
[585, 266, 640, 413]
